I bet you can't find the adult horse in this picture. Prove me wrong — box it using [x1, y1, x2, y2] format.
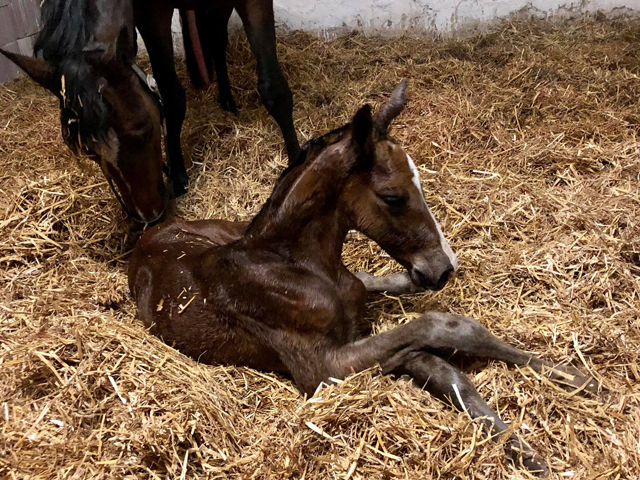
[1, 0, 299, 222]
[1, 0, 173, 223]
[129, 82, 598, 475]
[135, 0, 300, 171]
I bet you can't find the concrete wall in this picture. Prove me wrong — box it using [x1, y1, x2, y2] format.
[167, 0, 638, 48]
[0, 0, 41, 82]
[269, 0, 637, 35]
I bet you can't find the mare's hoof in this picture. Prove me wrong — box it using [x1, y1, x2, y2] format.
[173, 182, 188, 198]
[220, 94, 238, 116]
[544, 364, 599, 395]
[171, 175, 189, 198]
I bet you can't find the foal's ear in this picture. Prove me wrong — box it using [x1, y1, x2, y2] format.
[351, 104, 374, 165]
[0, 49, 60, 95]
[373, 79, 408, 134]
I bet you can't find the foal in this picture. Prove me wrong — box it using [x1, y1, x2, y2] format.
[129, 82, 597, 475]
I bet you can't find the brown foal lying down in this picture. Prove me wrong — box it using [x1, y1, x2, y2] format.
[129, 81, 597, 475]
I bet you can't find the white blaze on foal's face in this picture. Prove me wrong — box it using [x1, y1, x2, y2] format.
[405, 153, 458, 270]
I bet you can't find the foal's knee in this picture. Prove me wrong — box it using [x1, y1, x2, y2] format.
[415, 312, 493, 349]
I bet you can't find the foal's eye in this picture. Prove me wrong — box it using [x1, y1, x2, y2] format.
[381, 195, 407, 209]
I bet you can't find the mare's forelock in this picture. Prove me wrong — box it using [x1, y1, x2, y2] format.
[35, 0, 111, 154]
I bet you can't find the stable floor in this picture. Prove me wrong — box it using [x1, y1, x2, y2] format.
[1, 18, 639, 479]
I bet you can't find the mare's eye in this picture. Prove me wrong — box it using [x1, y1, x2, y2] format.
[381, 195, 407, 209]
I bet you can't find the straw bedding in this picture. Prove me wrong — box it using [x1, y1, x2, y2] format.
[1, 16, 639, 479]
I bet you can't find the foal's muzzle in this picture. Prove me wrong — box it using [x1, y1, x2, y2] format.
[409, 261, 455, 291]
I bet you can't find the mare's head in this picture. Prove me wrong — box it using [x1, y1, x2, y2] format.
[1, 25, 168, 223]
[277, 81, 457, 290]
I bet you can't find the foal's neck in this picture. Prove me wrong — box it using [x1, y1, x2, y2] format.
[244, 149, 354, 277]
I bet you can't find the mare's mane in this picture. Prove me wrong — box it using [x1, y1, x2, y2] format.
[35, 0, 110, 154]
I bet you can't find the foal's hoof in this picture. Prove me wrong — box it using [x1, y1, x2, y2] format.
[544, 364, 599, 395]
[509, 444, 549, 476]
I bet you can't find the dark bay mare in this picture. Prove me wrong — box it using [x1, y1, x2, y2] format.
[135, 0, 300, 170]
[129, 82, 597, 475]
[0, 0, 174, 224]
[1, 0, 298, 222]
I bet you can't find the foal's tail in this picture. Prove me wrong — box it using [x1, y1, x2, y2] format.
[179, 9, 210, 89]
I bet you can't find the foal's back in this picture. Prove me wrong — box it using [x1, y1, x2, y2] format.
[128, 217, 344, 371]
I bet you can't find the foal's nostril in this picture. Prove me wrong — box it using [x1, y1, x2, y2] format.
[435, 265, 454, 290]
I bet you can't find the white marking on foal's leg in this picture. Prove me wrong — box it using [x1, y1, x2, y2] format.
[406, 154, 458, 270]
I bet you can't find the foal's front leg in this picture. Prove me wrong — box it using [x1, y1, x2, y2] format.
[315, 319, 548, 474]
[352, 273, 599, 394]
[408, 312, 599, 394]
[354, 271, 420, 295]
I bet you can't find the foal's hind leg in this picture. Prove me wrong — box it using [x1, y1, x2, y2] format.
[388, 351, 549, 475]
[235, 0, 300, 163]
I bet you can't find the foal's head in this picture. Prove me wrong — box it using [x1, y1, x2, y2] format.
[1, 28, 168, 224]
[341, 81, 457, 290]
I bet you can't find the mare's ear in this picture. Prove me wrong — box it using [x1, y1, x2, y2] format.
[0, 49, 60, 96]
[351, 104, 374, 168]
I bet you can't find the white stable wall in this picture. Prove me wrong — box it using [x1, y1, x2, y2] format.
[157, 0, 638, 57]
[168, 0, 637, 42]
[270, 0, 637, 35]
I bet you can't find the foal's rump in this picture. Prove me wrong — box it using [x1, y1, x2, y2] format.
[128, 217, 290, 371]
[129, 218, 246, 297]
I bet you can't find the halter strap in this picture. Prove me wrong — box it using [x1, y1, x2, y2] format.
[102, 64, 171, 224]
[130, 63, 174, 189]
[130, 63, 167, 139]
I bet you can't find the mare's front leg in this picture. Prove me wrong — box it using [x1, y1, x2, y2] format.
[135, 3, 189, 196]
[235, 0, 300, 163]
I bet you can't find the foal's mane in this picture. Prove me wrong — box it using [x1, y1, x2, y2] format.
[35, 0, 110, 153]
[245, 124, 353, 237]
